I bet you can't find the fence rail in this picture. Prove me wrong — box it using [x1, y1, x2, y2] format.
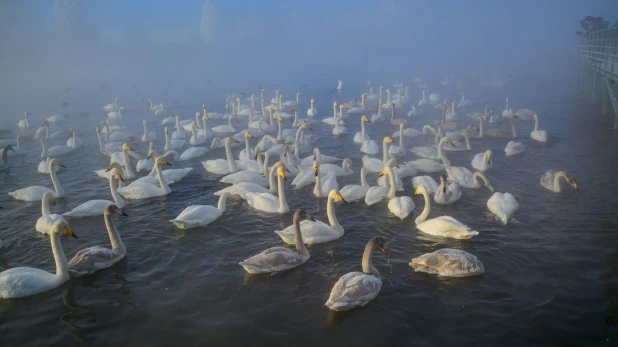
[577, 27, 618, 129]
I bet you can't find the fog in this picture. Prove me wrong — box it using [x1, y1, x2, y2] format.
[1, 0, 617, 125]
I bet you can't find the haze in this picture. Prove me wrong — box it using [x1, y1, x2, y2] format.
[1, 0, 617, 124]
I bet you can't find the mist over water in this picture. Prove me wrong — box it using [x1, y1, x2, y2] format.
[1, 1, 618, 346]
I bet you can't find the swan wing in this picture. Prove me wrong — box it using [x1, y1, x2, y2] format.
[325, 272, 382, 310]
[360, 140, 379, 155]
[365, 186, 388, 205]
[215, 182, 269, 196]
[220, 171, 268, 186]
[118, 182, 166, 199]
[410, 248, 485, 277]
[68, 246, 121, 276]
[540, 170, 557, 191]
[170, 205, 222, 228]
[239, 247, 304, 274]
[8, 186, 54, 201]
[417, 216, 478, 239]
[274, 220, 338, 245]
[362, 155, 383, 173]
[291, 169, 315, 188]
[388, 196, 414, 220]
[62, 200, 115, 218]
[340, 184, 369, 202]
[412, 176, 439, 193]
[180, 147, 208, 161]
[0, 267, 60, 299]
[242, 192, 279, 213]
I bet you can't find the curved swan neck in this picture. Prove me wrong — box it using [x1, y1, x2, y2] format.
[277, 169, 288, 212]
[175, 115, 181, 133]
[422, 89, 426, 100]
[110, 174, 123, 206]
[438, 138, 451, 167]
[293, 213, 309, 257]
[553, 171, 568, 191]
[225, 139, 237, 172]
[361, 239, 380, 277]
[104, 212, 125, 253]
[122, 146, 135, 178]
[155, 159, 171, 193]
[267, 160, 279, 193]
[360, 168, 369, 187]
[277, 119, 283, 140]
[511, 118, 517, 138]
[42, 195, 52, 216]
[326, 193, 341, 229]
[361, 119, 366, 141]
[479, 117, 484, 138]
[399, 124, 405, 147]
[464, 127, 471, 149]
[472, 172, 489, 187]
[387, 169, 397, 199]
[217, 194, 229, 210]
[534, 116, 539, 132]
[50, 230, 69, 280]
[382, 138, 389, 164]
[49, 160, 64, 196]
[415, 188, 431, 224]
[245, 135, 250, 155]
[314, 166, 323, 197]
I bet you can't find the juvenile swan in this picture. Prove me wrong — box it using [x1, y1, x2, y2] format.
[239, 209, 315, 274]
[410, 249, 485, 277]
[325, 236, 388, 311]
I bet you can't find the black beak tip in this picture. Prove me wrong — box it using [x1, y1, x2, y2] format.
[71, 233, 78, 239]
[310, 217, 316, 222]
[122, 212, 129, 216]
[341, 198, 348, 204]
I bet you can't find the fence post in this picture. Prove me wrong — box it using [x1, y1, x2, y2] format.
[601, 78, 608, 116]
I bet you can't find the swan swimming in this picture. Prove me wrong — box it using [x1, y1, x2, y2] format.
[9, 158, 67, 201]
[170, 192, 234, 229]
[413, 185, 478, 239]
[540, 170, 579, 193]
[410, 249, 485, 277]
[63, 169, 125, 218]
[36, 192, 67, 234]
[487, 192, 519, 224]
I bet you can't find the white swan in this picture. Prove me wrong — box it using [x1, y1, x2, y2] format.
[170, 192, 233, 229]
[486, 114, 519, 138]
[365, 166, 414, 219]
[408, 129, 443, 159]
[340, 167, 371, 203]
[67, 204, 128, 277]
[307, 98, 318, 117]
[242, 166, 289, 213]
[63, 169, 125, 218]
[103, 97, 119, 112]
[406, 137, 453, 173]
[66, 128, 82, 148]
[471, 150, 492, 172]
[137, 150, 191, 185]
[502, 96, 514, 119]
[505, 141, 526, 156]
[325, 236, 388, 311]
[458, 92, 474, 108]
[313, 161, 339, 198]
[363, 136, 396, 173]
[202, 137, 240, 175]
[319, 158, 353, 176]
[300, 147, 341, 167]
[275, 190, 347, 245]
[371, 99, 387, 123]
[215, 156, 282, 196]
[332, 118, 348, 136]
[445, 167, 494, 190]
[354, 115, 372, 143]
[487, 192, 519, 225]
[540, 170, 579, 193]
[418, 88, 428, 106]
[388, 124, 407, 160]
[434, 174, 462, 205]
[347, 94, 366, 115]
[531, 113, 548, 143]
[0, 221, 77, 299]
[240, 209, 314, 274]
[171, 112, 186, 139]
[409, 249, 485, 277]
[17, 111, 30, 128]
[140, 120, 157, 142]
[360, 127, 380, 155]
[164, 126, 186, 151]
[46, 114, 68, 123]
[117, 156, 172, 199]
[36, 192, 67, 234]
[212, 114, 237, 135]
[9, 158, 66, 201]
[413, 185, 478, 239]
[442, 124, 475, 152]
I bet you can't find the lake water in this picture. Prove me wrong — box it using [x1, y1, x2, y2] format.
[1, 78, 617, 346]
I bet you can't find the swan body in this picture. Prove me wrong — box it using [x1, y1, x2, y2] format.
[36, 192, 67, 234]
[471, 150, 492, 172]
[240, 210, 314, 274]
[46, 114, 68, 123]
[354, 115, 372, 143]
[340, 167, 370, 202]
[414, 185, 479, 239]
[170, 193, 233, 229]
[67, 205, 128, 276]
[275, 190, 347, 245]
[325, 236, 388, 311]
[319, 158, 353, 176]
[412, 176, 439, 193]
[0, 221, 76, 299]
[540, 170, 579, 193]
[505, 141, 526, 156]
[117, 157, 173, 199]
[410, 249, 485, 277]
[531, 114, 548, 143]
[487, 192, 519, 224]
[242, 166, 289, 213]
[63, 169, 125, 218]
[180, 146, 209, 161]
[445, 167, 493, 190]
[103, 97, 119, 112]
[141, 120, 157, 142]
[307, 99, 318, 116]
[9, 159, 66, 201]
[66, 129, 82, 148]
[202, 137, 240, 175]
[434, 174, 462, 205]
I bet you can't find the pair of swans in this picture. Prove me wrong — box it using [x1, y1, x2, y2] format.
[340, 167, 371, 202]
[9, 158, 66, 201]
[117, 156, 173, 199]
[36, 192, 67, 234]
[324, 103, 347, 125]
[67, 204, 128, 276]
[170, 192, 235, 229]
[164, 126, 186, 151]
[96, 143, 141, 179]
[240, 209, 314, 274]
[275, 189, 347, 245]
[0, 220, 77, 299]
[132, 150, 192, 186]
[363, 136, 396, 173]
[313, 160, 339, 198]
[63, 169, 125, 218]
[365, 166, 414, 220]
[242, 166, 289, 213]
[413, 185, 479, 239]
[325, 236, 388, 311]
[35, 133, 74, 158]
[220, 147, 269, 186]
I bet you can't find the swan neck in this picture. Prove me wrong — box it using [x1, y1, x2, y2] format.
[175, 115, 181, 133]
[326, 194, 341, 229]
[122, 147, 135, 178]
[361, 119, 366, 141]
[554, 171, 567, 191]
[49, 160, 64, 197]
[438, 138, 451, 167]
[267, 160, 278, 193]
[155, 159, 171, 193]
[382, 139, 389, 164]
[217, 194, 228, 210]
[360, 168, 369, 187]
[42, 195, 52, 216]
[465, 128, 471, 149]
[511, 119, 517, 138]
[314, 169, 322, 197]
[110, 174, 124, 206]
[293, 213, 309, 257]
[387, 170, 396, 199]
[361, 239, 379, 277]
[245, 135, 250, 155]
[277, 170, 288, 212]
[479, 117, 484, 137]
[415, 189, 431, 224]
[534, 116, 539, 132]
[104, 212, 125, 252]
[225, 139, 237, 172]
[399, 124, 404, 147]
[277, 120, 283, 141]
[50, 230, 69, 280]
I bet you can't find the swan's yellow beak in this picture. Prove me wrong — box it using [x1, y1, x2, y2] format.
[57, 161, 66, 168]
[413, 187, 420, 196]
[161, 160, 172, 166]
[336, 192, 347, 203]
[116, 173, 125, 182]
[247, 132, 253, 139]
[147, 152, 154, 159]
[571, 180, 579, 191]
[105, 164, 114, 172]
[313, 163, 319, 176]
[278, 168, 287, 181]
[379, 168, 387, 177]
[65, 225, 78, 239]
[386, 137, 395, 144]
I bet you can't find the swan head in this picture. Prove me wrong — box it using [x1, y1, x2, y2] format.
[202, 103, 206, 109]
[226, 137, 240, 145]
[157, 158, 172, 166]
[203, 114, 210, 120]
[105, 204, 128, 217]
[254, 146, 261, 159]
[343, 158, 353, 169]
[311, 99, 315, 104]
[52, 221, 77, 239]
[313, 160, 319, 176]
[278, 116, 284, 123]
[361, 115, 370, 123]
[277, 166, 288, 181]
[329, 189, 348, 204]
[4, 144, 15, 152]
[379, 166, 392, 177]
[193, 122, 199, 129]
[384, 136, 395, 144]
[385, 158, 399, 168]
[302, 122, 313, 131]
[195, 112, 201, 117]
[245, 131, 253, 139]
[372, 236, 388, 255]
[485, 150, 492, 164]
[439, 174, 448, 192]
[413, 185, 428, 197]
[565, 175, 579, 191]
[50, 158, 66, 168]
[165, 127, 170, 134]
[284, 137, 293, 144]
[532, 113, 539, 121]
[96, 126, 100, 133]
[294, 209, 316, 223]
[122, 143, 133, 152]
[143, 120, 148, 126]
[173, 112, 179, 118]
[333, 102, 338, 107]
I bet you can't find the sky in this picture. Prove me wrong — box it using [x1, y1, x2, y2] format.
[0, 0, 617, 121]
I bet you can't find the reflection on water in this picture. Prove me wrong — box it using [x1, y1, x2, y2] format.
[0, 80, 617, 346]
